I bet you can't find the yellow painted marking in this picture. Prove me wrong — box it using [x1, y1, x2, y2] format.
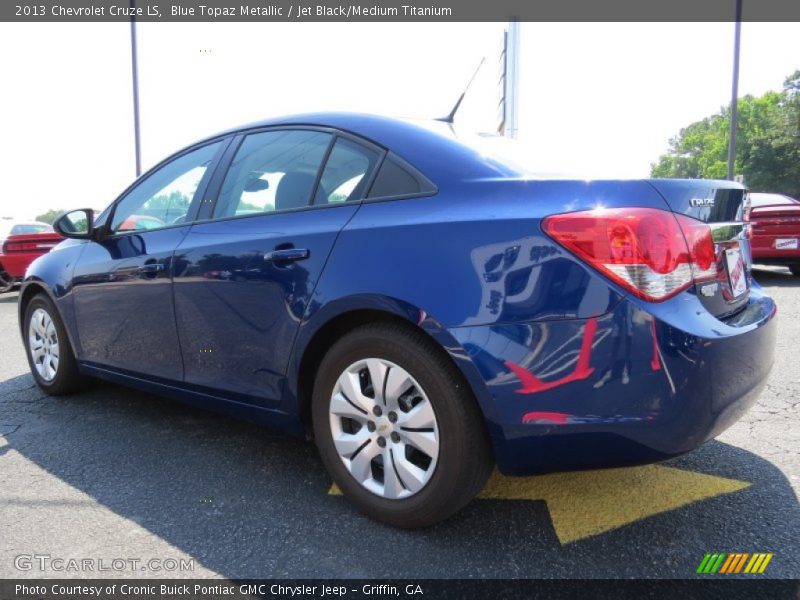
[328, 464, 750, 544]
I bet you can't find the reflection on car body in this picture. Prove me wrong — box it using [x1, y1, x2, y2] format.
[18, 114, 776, 527]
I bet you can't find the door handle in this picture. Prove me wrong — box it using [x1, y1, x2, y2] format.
[264, 248, 310, 263]
[137, 262, 165, 276]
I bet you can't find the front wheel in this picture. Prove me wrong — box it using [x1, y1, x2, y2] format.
[23, 294, 90, 395]
[312, 323, 493, 528]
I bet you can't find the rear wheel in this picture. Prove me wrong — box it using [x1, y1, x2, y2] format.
[312, 322, 493, 528]
[23, 294, 90, 395]
[789, 264, 800, 277]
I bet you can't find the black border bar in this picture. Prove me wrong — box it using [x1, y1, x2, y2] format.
[3, 0, 800, 22]
[1, 580, 799, 600]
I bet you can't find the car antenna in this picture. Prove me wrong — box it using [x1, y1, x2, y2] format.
[437, 57, 486, 125]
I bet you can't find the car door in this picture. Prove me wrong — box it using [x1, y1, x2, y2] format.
[172, 128, 382, 406]
[71, 139, 227, 380]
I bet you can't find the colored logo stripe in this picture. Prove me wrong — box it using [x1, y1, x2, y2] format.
[698, 553, 773, 574]
[745, 553, 773, 574]
[697, 553, 725, 573]
[720, 553, 748, 573]
[719, 553, 736, 573]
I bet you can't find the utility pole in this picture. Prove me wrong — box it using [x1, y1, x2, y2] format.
[130, 0, 142, 177]
[500, 21, 520, 139]
[727, 0, 742, 181]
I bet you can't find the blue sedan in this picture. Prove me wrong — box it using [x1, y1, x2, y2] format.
[19, 113, 776, 527]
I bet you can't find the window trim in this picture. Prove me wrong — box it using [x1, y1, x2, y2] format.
[202, 125, 390, 224]
[362, 151, 439, 203]
[311, 135, 384, 207]
[102, 135, 233, 238]
[309, 133, 337, 206]
[195, 134, 246, 222]
[102, 124, 441, 235]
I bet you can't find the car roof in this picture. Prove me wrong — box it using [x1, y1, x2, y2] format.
[0, 220, 52, 233]
[750, 192, 798, 206]
[205, 112, 516, 182]
[0, 219, 50, 226]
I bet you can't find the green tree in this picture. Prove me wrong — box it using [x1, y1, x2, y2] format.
[34, 209, 66, 224]
[651, 70, 800, 198]
[144, 189, 190, 211]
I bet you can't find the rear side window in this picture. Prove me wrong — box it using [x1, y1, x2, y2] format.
[367, 154, 436, 200]
[313, 138, 381, 205]
[213, 130, 332, 218]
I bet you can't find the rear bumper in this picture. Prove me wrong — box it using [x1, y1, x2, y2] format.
[752, 253, 800, 265]
[752, 236, 800, 263]
[0, 252, 46, 278]
[449, 287, 777, 475]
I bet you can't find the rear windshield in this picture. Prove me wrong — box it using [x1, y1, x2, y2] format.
[11, 223, 52, 235]
[750, 194, 798, 207]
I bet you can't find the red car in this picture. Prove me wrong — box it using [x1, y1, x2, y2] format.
[749, 192, 800, 276]
[0, 221, 62, 292]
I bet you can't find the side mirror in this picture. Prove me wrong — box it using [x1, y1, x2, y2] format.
[53, 209, 95, 239]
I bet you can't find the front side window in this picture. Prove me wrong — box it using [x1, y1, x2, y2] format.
[110, 141, 222, 233]
[213, 130, 332, 218]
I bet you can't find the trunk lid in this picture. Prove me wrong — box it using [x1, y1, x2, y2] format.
[751, 204, 800, 235]
[1, 232, 63, 254]
[647, 179, 750, 319]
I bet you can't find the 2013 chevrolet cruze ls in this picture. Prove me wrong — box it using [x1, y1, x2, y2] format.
[19, 113, 776, 527]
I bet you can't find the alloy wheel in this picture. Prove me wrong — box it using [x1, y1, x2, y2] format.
[328, 358, 440, 499]
[28, 307, 60, 381]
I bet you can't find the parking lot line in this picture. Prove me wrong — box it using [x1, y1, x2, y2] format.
[330, 464, 750, 544]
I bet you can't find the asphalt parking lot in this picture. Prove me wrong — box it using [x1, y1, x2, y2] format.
[0, 267, 798, 580]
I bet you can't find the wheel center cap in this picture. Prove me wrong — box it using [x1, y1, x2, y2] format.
[376, 421, 390, 433]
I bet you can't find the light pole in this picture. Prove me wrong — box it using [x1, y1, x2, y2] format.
[503, 21, 520, 139]
[129, 0, 142, 177]
[727, 0, 742, 181]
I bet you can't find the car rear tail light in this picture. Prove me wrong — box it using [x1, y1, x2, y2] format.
[3, 241, 39, 253]
[677, 215, 717, 282]
[742, 194, 752, 239]
[543, 207, 717, 301]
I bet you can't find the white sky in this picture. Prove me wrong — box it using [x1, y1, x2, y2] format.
[1, 21, 799, 220]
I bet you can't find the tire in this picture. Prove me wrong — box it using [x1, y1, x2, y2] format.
[312, 322, 493, 528]
[789, 264, 800, 277]
[23, 293, 90, 395]
[0, 271, 14, 293]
